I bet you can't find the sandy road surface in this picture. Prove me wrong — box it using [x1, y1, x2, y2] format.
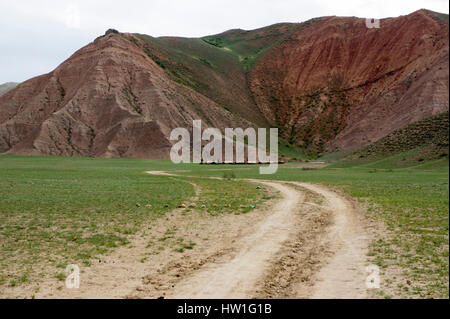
[3, 171, 369, 299]
[165, 181, 302, 298]
[142, 172, 369, 299]
[292, 182, 368, 299]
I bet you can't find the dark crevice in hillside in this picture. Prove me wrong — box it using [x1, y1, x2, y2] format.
[88, 126, 96, 157]
[122, 87, 143, 115]
[342, 64, 408, 92]
[56, 78, 66, 99]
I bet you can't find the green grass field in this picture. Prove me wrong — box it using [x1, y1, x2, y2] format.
[0, 155, 267, 289]
[0, 154, 448, 298]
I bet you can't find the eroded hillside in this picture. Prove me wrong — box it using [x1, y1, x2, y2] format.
[0, 9, 448, 158]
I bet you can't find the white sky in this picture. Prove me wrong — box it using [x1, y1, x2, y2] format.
[0, 0, 448, 83]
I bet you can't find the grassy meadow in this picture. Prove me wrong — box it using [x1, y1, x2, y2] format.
[0, 153, 448, 298]
[0, 155, 268, 290]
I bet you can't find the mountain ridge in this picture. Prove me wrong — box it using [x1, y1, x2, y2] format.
[0, 9, 448, 159]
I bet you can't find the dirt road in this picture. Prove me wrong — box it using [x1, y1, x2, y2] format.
[135, 173, 370, 299]
[292, 182, 369, 299]
[165, 181, 302, 298]
[8, 172, 369, 299]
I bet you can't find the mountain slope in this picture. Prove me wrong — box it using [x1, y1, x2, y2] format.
[248, 10, 449, 153]
[0, 10, 448, 159]
[0, 30, 253, 158]
[127, 32, 269, 126]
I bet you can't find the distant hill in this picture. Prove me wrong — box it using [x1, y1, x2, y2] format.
[0, 82, 18, 96]
[0, 9, 448, 159]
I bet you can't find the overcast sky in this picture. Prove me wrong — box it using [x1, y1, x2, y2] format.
[0, 0, 448, 84]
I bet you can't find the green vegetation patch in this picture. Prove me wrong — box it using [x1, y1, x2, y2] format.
[202, 20, 318, 72]
[184, 176, 272, 216]
[0, 155, 270, 289]
[0, 156, 194, 286]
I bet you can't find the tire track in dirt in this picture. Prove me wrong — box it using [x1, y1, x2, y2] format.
[164, 181, 302, 299]
[290, 182, 369, 299]
[145, 173, 369, 299]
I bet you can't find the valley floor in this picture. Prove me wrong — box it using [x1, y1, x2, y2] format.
[2, 173, 371, 299]
[0, 155, 448, 298]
